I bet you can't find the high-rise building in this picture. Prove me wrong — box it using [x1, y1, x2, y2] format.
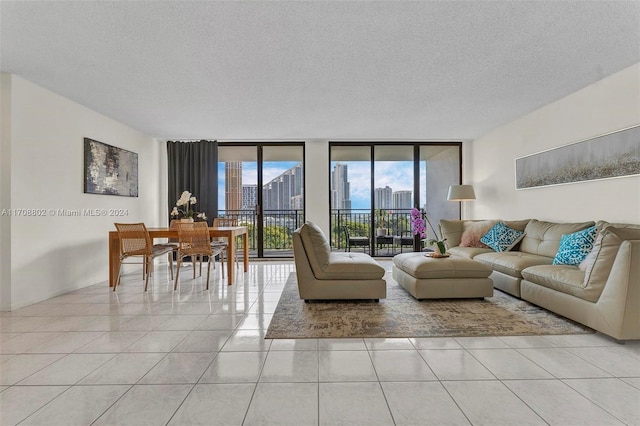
[291, 194, 304, 210]
[242, 184, 257, 210]
[392, 190, 413, 210]
[225, 162, 242, 211]
[263, 163, 304, 210]
[374, 186, 393, 209]
[331, 163, 351, 210]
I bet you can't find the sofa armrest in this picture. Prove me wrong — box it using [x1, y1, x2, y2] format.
[595, 240, 640, 339]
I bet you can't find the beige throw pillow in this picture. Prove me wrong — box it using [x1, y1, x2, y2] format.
[459, 220, 496, 248]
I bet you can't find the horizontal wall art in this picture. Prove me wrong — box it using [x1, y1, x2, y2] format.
[84, 138, 138, 197]
[515, 125, 640, 189]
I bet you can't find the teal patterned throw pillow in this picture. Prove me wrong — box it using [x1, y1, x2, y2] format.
[552, 226, 597, 265]
[480, 222, 525, 252]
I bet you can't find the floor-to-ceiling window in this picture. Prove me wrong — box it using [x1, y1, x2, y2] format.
[329, 142, 461, 256]
[330, 146, 372, 252]
[218, 143, 305, 258]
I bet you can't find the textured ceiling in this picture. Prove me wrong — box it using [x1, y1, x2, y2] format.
[1, 1, 639, 141]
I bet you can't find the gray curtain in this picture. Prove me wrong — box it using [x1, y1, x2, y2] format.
[167, 140, 218, 225]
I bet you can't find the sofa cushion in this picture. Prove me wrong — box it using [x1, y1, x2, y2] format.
[579, 222, 640, 271]
[521, 265, 592, 300]
[440, 220, 465, 248]
[519, 219, 595, 258]
[460, 220, 496, 248]
[299, 221, 332, 275]
[583, 226, 640, 289]
[481, 222, 525, 252]
[317, 252, 385, 280]
[552, 226, 597, 265]
[474, 251, 552, 278]
[448, 246, 494, 259]
[596, 220, 640, 233]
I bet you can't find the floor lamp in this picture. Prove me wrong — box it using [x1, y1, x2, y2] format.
[448, 185, 475, 219]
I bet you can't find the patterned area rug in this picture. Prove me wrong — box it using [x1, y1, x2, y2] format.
[265, 273, 595, 339]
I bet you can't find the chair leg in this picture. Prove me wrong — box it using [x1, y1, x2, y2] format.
[168, 252, 174, 280]
[114, 262, 123, 292]
[193, 256, 197, 279]
[144, 258, 151, 292]
[174, 258, 182, 291]
[206, 257, 212, 290]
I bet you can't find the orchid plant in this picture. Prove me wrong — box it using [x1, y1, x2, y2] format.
[170, 190, 207, 221]
[411, 208, 447, 254]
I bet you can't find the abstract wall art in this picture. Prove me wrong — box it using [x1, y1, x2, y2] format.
[84, 138, 138, 197]
[515, 125, 640, 189]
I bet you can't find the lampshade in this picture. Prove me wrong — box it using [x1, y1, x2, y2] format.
[447, 185, 476, 201]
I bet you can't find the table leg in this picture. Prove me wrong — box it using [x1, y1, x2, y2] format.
[243, 232, 249, 272]
[227, 233, 235, 285]
[109, 233, 120, 288]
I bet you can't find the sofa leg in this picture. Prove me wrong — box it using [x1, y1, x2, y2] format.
[304, 299, 310, 303]
[614, 339, 627, 345]
[374, 299, 379, 302]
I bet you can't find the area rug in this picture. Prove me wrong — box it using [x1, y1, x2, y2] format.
[265, 273, 595, 339]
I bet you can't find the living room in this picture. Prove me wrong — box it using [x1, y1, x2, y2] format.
[1, 1, 639, 425]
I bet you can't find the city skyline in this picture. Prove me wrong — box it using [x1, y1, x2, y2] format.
[220, 162, 304, 211]
[219, 160, 422, 212]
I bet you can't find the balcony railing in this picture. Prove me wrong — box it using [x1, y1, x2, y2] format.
[331, 208, 417, 256]
[217, 209, 304, 256]
[217, 208, 417, 257]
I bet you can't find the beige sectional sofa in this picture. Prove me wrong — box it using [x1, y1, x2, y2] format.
[440, 219, 640, 341]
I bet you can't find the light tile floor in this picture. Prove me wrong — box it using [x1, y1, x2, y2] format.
[1, 260, 639, 426]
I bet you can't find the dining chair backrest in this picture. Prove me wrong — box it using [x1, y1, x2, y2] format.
[213, 217, 237, 227]
[177, 221, 212, 256]
[114, 223, 152, 257]
[212, 218, 237, 246]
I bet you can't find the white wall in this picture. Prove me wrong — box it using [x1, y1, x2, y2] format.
[466, 63, 640, 224]
[2, 74, 162, 310]
[0, 75, 12, 310]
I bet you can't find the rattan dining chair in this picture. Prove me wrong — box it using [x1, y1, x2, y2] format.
[165, 219, 211, 279]
[213, 217, 238, 269]
[174, 221, 224, 290]
[113, 223, 174, 292]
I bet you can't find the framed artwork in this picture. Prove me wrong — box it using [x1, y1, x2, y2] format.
[515, 125, 640, 189]
[84, 138, 139, 197]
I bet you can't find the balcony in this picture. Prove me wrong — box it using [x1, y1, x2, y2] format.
[331, 208, 419, 256]
[218, 208, 419, 257]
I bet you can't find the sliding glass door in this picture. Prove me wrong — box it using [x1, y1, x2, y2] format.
[261, 146, 304, 257]
[373, 145, 415, 255]
[330, 142, 461, 256]
[330, 146, 372, 252]
[218, 143, 305, 258]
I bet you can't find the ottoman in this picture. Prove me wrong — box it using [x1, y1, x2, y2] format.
[392, 253, 493, 299]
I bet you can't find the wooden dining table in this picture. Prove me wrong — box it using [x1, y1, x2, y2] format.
[109, 226, 249, 287]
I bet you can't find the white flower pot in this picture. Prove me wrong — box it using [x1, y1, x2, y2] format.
[180, 218, 194, 223]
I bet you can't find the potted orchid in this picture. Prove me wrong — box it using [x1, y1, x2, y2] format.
[411, 208, 447, 255]
[171, 190, 207, 222]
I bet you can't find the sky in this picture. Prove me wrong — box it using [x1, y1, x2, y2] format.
[334, 161, 427, 209]
[217, 160, 426, 211]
